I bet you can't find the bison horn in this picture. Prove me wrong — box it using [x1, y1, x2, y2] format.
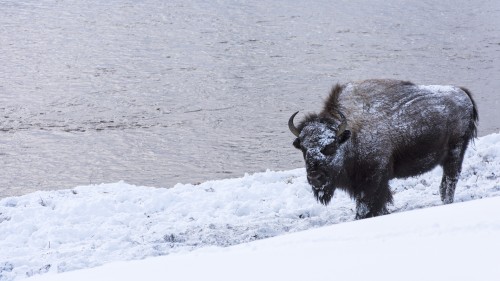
[288, 111, 301, 137]
[337, 111, 347, 137]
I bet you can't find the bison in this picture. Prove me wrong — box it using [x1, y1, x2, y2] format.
[288, 79, 478, 219]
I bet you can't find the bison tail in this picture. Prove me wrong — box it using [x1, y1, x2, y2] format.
[460, 86, 479, 139]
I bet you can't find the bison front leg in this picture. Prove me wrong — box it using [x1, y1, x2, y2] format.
[355, 199, 374, 219]
[355, 182, 393, 220]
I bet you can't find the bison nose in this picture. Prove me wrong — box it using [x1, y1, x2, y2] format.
[307, 171, 325, 188]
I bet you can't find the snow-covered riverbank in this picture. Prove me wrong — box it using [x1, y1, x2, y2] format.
[28, 196, 500, 281]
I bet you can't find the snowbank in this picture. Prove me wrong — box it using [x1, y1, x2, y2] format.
[27, 196, 500, 281]
[1, 133, 500, 281]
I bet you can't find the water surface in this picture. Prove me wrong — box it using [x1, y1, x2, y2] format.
[1, 0, 499, 197]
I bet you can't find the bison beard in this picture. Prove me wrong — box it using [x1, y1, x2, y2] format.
[313, 186, 334, 205]
[289, 79, 478, 220]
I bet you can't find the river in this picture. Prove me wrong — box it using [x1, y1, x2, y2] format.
[1, 0, 499, 197]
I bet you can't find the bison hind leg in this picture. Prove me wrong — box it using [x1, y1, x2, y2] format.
[440, 176, 458, 204]
[440, 141, 468, 204]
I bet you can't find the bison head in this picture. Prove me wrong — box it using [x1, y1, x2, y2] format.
[289, 111, 351, 205]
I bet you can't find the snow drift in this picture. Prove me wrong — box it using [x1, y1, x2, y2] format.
[27, 196, 500, 281]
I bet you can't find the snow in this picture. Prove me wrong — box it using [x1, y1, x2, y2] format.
[1, 132, 500, 281]
[418, 84, 457, 93]
[26, 196, 500, 281]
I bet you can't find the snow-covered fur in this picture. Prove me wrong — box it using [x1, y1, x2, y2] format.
[289, 79, 479, 219]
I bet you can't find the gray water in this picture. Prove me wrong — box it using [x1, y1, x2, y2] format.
[1, 0, 499, 198]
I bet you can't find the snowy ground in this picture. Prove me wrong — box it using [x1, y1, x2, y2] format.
[27, 196, 500, 281]
[1, 133, 499, 281]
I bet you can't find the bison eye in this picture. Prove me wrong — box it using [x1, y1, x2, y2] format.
[321, 143, 337, 155]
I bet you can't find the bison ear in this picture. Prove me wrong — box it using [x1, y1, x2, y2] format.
[293, 138, 301, 149]
[338, 130, 351, 145]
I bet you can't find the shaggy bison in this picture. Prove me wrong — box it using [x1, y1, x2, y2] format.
[289, 79, 478, 219]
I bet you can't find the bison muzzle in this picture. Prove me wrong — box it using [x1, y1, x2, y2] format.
[289, 79, 478, 219]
